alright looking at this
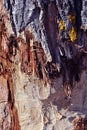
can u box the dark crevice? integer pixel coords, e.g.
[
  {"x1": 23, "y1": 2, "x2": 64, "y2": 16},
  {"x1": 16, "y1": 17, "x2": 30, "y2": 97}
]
[
  {"x1": 43, "y1": 1, "x2": 59, "y2": 63},
  {"x1": 9, "y1": 2, "x2": 17, "y2": 35},
  {"x1": 7, "y1": 80, "x2": 13, "y2": 104},
  {"x1": 74, "y1": 0, "x2": 82, "y2": 31}
]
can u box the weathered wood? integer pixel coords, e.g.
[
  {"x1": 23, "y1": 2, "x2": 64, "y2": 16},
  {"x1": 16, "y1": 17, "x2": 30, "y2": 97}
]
[{"x1": 0, "y1": 0, "x2": 87, "y2": 130}]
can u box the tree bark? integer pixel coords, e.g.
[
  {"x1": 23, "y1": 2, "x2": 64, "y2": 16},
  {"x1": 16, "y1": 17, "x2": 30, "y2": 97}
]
[{"x1": 0, "y1": 0, "x2": 87, "y2": 130}]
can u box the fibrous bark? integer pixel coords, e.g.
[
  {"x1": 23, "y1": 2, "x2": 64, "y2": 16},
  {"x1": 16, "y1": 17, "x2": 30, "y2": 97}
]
[{"x1": 0, "y1": 0, "x2": 87, "y2": 130}]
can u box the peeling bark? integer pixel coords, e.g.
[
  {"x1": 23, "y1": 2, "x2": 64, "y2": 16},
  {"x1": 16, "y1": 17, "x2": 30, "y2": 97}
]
[{"x1": 0, "y1": 0, "x2": 87, "y2": 130}]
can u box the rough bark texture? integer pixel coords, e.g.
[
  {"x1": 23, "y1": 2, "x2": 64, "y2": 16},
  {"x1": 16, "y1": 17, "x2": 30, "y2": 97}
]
[{"x1": 0, "y1": 0, "x2": 87, "y2": 130}]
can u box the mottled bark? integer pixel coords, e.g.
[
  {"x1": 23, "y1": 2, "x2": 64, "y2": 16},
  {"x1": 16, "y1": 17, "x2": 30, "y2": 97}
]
[{"x1": 0, "y1": 0, "x2": 87, "y2": 130}]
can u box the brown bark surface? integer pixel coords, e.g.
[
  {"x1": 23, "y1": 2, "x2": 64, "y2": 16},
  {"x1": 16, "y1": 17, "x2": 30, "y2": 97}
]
[{"x1": 0, "y1": 0, "x2": 87, "y2": 130}]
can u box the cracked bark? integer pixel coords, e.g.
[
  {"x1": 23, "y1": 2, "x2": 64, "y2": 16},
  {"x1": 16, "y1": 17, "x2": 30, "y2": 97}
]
[{"x1": 0, "y1": 0, "x2": 87, "y2": 130}]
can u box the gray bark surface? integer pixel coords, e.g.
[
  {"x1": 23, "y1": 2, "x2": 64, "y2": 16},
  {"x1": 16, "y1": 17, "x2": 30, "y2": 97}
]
[{"x1": 0, "y1": 0, "x2": 87, "y2": 130}]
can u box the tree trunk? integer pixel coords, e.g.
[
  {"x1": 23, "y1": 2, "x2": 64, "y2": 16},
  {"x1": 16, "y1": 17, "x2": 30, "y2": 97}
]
[{"x1": 0, "y1": 0, "x2": 87, "y2": 130}]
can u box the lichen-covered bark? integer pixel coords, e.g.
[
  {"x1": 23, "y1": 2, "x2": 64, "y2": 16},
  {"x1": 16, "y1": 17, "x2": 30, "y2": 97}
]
[{"x1": 0, "y1": 0, "x2": 87, "y2": 130}]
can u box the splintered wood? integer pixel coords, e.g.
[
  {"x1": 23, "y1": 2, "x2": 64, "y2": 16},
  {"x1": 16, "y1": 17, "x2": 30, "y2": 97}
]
[
  {"x1": 30, "y1": 39, "x2": 35, "y2": 77},
  {"x1": 74, "y1": 117, "x2": 87, "y2": 130}
]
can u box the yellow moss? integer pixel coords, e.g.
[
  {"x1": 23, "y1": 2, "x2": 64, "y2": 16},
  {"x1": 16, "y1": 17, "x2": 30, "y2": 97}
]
[
  {"x1": 68, "y1": 15, "x2": 76, "y2": 24},
  {"x1": 69, "y1": 27, "x2": 77, "y2": 42},
  {"x1": 59, "y1": 20, "x2": 66, "y2": 30}
]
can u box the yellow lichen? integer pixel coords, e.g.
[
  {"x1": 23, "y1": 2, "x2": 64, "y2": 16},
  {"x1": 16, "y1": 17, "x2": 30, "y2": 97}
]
[
  {"x1": 68, "y1": 15, "x2": 76, "y2": 24},
  {"x1": 59, "y1": 20, "x2": 66, "y2": 30},
  {"x1": 69, "y1": 27, "x2": 77, "y2": 42}
]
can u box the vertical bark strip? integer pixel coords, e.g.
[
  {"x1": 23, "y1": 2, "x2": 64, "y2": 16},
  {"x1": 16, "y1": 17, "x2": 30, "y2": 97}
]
[{"x1": 0, "y1": 0, "x2": 87, "y2": 130}]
